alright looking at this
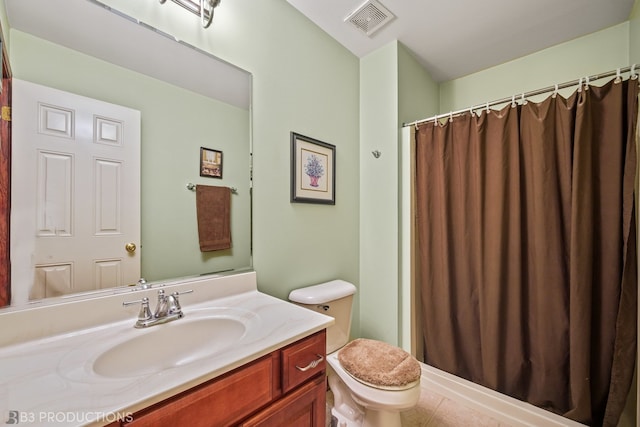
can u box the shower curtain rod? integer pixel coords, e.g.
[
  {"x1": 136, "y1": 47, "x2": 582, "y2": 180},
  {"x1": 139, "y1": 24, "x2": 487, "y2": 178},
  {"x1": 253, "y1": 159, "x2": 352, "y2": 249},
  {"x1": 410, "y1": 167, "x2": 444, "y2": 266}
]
[{"x1": 403, "y1": 64, "x2": 637, "y2": 128}]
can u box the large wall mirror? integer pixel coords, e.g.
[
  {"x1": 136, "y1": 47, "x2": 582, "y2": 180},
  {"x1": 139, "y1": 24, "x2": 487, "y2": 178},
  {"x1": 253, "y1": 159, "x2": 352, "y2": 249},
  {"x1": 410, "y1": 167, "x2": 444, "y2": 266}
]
[{"x1": 3, "y1": 0, "x2": 252, "y2": 309}]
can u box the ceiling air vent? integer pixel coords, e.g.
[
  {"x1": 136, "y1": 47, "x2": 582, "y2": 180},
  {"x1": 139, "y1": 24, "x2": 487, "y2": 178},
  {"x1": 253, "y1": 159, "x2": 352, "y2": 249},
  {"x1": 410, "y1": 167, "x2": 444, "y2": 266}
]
[{"x1": 345, "y1": 0, "x2": 394, "y2": 37}]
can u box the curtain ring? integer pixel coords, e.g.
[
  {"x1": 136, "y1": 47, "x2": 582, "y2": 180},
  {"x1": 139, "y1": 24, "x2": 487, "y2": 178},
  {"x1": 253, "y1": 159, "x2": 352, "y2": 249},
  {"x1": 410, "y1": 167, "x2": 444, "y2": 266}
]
[
  {"x1": 615, "y1": 68, "x2": 622, "y2": 83},
  {"x1": 434, "y1": 116, "x2": 438, "y2": 126},
  {"x1": 485, "y1": 102, "x2": 490, "y2": 114},
  {"x1": 521, "y1": 93, "x2": 527, "y2": 105},
  {"x1": 415, "y1": 122, "x2": 419, "y2": 131},
  {"x1": 469, "y1": 107, "x2": 474, "y2": 117},
  {"x1": 577, "y1": 77, "x2": 583, "y2": 92},
  {"x1": 584, "y1": 76, "x2": 590, "y2": 90},
  {"x1": 552, "y1": 84, "x2": 558, "y2": 98},
  {"x1": 511, "y1": 95, "x2": 516, "y2": 108},
  {"x1": 631, "y1": 64, "x2": 638, "y2": 79},
  {"x1": 449, "y1": 112, "x2": 453, "y2": 122}
]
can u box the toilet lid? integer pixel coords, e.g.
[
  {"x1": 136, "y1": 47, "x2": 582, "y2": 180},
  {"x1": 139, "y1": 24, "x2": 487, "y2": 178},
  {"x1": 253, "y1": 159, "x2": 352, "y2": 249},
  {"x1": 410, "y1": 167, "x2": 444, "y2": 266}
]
[{"x1": 338, "y1": 338, "x2": 421, "y2": 390}]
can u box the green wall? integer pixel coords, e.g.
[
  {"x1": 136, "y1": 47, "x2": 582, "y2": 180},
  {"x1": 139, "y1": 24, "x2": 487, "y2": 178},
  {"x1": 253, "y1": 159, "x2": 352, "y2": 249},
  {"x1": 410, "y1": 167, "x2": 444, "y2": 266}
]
[
  {"x1": 439, "y1": 22, "x2": 630, "y2": 112},
  {"x1": 9, "y1": 30, "x2": 251, "y2": 283},
  {"x1": 359, "y1": 41, "x2": 438, "y2": 347},
  {"x1": 359, "y1": 41, "x2": 399, "y2": 344},
  {"x1": 398, "y1": 44, "x2": 439, "y2": 127},
  {"x1": 94, "y1": 0, "x2": 361, "y2": 312},
  {"x1": 631, "y1": 1, "x2": 640, "y2": 64}
]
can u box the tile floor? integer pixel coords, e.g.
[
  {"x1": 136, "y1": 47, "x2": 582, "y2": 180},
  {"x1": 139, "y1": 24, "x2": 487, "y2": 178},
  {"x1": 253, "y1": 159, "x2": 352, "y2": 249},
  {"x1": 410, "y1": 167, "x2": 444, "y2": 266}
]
[{"x1": 327, "y1": 385, "x2": 509, "y2": 427}]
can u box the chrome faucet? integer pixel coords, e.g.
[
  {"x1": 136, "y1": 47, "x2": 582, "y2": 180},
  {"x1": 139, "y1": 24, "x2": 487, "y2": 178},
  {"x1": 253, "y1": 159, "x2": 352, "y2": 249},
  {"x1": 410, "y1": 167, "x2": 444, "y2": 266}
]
[{"x1": 123, "y1": 289, "x2": 193, "y2": 328}]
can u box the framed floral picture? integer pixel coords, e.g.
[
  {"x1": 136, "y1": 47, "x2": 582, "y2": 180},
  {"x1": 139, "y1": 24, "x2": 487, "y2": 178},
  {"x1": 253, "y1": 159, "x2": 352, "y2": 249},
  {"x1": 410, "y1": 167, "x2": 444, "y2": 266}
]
[{"x1": 290, "y1": 132, "x2": 336, "y2": 205}]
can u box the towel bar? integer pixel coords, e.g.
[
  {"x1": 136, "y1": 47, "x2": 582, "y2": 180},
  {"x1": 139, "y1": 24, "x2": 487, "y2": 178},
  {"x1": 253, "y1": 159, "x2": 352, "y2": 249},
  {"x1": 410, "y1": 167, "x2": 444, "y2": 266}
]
[{"x1": 187, "y1": 183, "x2": 237, "y2": 194}]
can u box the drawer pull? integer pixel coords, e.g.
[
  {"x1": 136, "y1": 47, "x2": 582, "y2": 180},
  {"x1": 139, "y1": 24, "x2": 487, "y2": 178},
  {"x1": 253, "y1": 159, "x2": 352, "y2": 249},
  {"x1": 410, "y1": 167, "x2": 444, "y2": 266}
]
[{"x1": 295, "y1": 354, "x2": 324, "y2": 372}]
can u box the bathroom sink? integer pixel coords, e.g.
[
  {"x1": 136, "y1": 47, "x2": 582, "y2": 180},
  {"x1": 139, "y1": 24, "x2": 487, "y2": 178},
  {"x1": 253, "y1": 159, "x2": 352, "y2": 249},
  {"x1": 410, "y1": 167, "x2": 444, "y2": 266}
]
[
  {"x1": 92, "y1": 316, "x2": 246, "y2": 378},
  {"x1": 57, "y1": 306, "x2": 260, "y2": 381}
]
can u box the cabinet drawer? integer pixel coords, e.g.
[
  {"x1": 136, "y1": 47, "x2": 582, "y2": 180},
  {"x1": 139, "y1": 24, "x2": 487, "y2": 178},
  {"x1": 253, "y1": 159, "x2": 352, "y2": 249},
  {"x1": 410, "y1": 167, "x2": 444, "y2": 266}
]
[
  {"x1": 281, "y1": 330, "x2": 326, "y2": 394},
  {"x1": 123, "y1": 353, "x2": 278, "y2": 427}
]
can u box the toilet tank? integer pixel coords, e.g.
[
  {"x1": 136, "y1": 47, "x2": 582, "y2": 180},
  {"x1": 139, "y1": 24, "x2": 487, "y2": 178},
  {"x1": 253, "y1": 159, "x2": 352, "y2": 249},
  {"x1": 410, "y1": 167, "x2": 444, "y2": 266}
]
[{"x1": 289, "y1": 280, "x2": 356, "y2": 354}]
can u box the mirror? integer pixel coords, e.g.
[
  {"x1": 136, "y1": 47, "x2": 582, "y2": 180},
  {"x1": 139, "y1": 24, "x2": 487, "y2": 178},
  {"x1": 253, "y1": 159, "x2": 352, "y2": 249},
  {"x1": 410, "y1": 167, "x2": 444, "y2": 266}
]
[{"x1": 3, "y1": 0, "x2": 252, "y2": 308}]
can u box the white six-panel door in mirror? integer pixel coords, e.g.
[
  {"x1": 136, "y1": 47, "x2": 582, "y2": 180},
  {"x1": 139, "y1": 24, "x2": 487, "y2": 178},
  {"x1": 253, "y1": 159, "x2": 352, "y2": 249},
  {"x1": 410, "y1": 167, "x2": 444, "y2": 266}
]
[{"x1": 11, "y1": 79, "x2": 141, "y2": 303}]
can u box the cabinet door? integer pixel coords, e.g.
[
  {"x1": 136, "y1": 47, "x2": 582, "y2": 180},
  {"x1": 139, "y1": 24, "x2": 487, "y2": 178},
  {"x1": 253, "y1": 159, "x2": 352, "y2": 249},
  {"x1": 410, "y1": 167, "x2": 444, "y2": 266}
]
[
  {"x1": 241, "y1": 375, "x2": 326, "y2": 427},
  {"x1": 123, "y1": 354, "x2": 278, "y2": 427}
]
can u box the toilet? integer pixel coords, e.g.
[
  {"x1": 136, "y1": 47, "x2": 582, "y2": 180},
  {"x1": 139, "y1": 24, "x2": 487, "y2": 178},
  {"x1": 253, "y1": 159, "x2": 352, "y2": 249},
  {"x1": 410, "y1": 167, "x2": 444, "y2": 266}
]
[{"x1": 289, "y1": 280, "x2": 421, "y2": 427}]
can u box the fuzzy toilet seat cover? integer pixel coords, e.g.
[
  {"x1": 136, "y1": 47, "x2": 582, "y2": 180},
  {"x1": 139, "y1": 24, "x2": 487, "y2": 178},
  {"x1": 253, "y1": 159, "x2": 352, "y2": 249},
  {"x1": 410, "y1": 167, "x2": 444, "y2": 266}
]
[{"x1": 337, "y1": 338, "x2": 421, "y2": 390}]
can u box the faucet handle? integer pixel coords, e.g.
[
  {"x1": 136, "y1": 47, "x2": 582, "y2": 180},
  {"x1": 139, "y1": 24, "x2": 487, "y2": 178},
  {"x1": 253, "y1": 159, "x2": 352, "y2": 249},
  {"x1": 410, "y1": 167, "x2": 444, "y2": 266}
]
[
  {"x1": 154, "y1": 289, "x2": 169, "y2": 318},
  {"x1": 167, "y1": 293, "x2": 181, "y2": 315},
  {"x1": 175, "y1": 289, "x2": 194, "y2": 297},
  {"x1": 168, "y1": 290, "x2": 194, "y2": 315},
  {"x1": 123, "y1": 297, "x2": 153, "y2": 324}
]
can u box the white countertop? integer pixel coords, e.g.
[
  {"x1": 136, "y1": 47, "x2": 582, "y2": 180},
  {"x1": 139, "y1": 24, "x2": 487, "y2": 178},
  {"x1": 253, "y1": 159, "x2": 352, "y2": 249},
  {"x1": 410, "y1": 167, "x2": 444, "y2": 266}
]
[{"x1": 0, "y1": 272, "x2": 333, "y2": 426}]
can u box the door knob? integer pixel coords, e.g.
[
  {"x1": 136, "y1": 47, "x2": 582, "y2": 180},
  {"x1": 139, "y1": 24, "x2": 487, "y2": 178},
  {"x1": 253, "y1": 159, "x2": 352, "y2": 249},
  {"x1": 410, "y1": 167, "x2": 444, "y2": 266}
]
[{"x1": 125, "y1": 242, "x2": 137, "y2": 253}]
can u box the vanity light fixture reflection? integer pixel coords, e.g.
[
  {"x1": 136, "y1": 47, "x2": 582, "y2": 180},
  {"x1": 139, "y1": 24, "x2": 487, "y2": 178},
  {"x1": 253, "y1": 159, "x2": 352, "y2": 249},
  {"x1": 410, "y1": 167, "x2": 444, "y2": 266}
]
[{"x1": 159, "y1": 0, "x2": 221, "y2": 28}]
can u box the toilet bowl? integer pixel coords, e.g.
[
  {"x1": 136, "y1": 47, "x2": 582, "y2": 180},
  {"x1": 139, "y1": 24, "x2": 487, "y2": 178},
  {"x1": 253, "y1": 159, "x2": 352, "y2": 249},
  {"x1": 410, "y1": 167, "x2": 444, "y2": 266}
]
[
  {"x1": 289, "y1": 280, "x2": 421, "y2": 427},
  {"x1": 326, "y1": 352, "x2": 421, "y2": 427}
]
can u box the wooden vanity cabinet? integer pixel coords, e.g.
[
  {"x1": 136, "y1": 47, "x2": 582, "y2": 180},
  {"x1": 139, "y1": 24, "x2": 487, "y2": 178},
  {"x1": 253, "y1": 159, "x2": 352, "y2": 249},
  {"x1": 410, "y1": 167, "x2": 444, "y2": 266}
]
[{"x1": 118, "y1": 330, "x2": 326, "y2": 427}]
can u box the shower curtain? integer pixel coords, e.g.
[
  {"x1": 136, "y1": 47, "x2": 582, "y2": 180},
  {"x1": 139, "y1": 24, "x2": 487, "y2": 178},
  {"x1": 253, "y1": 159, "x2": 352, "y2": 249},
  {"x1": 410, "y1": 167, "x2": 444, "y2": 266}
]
[{"x1": 415, "y1": 77, "x2": 638, "y2": 426}]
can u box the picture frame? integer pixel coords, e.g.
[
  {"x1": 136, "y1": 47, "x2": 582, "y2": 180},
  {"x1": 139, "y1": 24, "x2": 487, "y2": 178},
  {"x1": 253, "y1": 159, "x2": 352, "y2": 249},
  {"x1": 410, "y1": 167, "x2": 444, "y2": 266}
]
[
  {"x1": 199, "y1": 147, "x2": 223, "y2": 179},
  {"x1": 290, "y1": 132, "x2": 335, "y2": 205}
]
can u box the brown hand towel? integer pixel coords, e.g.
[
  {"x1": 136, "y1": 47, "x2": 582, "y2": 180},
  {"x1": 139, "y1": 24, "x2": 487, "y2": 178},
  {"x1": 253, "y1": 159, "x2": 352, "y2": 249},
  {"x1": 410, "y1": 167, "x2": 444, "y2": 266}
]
[{"x1": 196, "y1": 185, "x2": 232, "y2": 251}]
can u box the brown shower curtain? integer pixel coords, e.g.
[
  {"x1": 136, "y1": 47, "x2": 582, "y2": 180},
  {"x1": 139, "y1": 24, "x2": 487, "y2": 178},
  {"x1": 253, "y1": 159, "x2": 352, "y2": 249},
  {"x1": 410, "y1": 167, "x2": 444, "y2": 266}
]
[{"x1": 415, "y1": 77, "x2": 638, "y2": 426}]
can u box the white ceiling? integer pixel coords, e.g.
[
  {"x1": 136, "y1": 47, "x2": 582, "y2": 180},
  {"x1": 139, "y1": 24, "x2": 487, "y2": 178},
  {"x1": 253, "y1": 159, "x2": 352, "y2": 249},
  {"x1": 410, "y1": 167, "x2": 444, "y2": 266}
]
[{"x1": 286, "y1": 0, "x2": 636, "y2": 82}]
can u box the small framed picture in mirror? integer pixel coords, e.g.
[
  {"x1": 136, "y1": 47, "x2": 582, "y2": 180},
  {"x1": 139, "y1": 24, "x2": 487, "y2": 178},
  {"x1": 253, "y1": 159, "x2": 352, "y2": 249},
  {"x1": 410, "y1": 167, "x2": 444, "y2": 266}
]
[{"x1": 200, "y1": 147, "x2": 223, "y2": 178}]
